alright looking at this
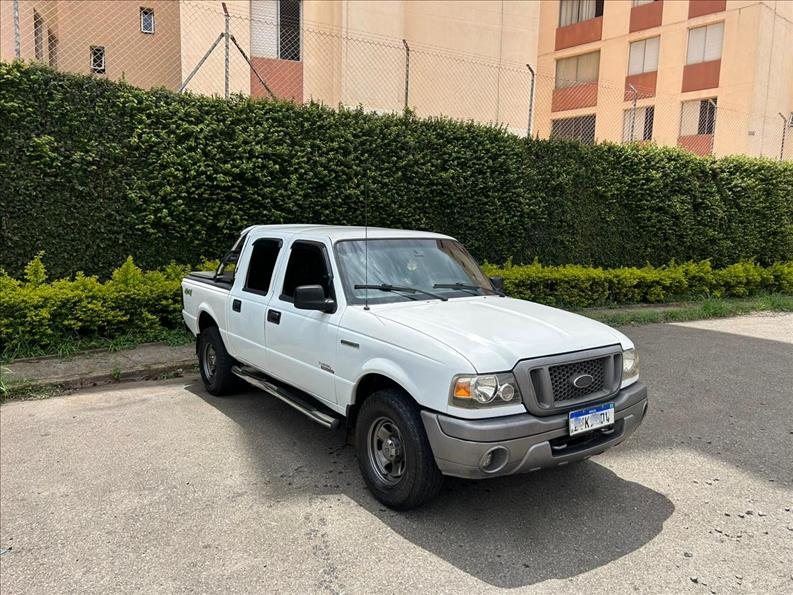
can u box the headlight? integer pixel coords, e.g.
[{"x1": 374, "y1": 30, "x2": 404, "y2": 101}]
[
  {"x1": 622, "y1": 348, "x2": 639, "y2": 382},
  {"x1": 450, "y1": 373, "x2": 521, "y2": 408}
]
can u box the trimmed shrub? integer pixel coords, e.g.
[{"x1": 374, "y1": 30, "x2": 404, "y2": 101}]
[
  {"x1": 1, "y1": 63, "x2": 792, "y2": 279},
  {"x1": 1, "y1": 252, "x2": 791, "y2": 358}
]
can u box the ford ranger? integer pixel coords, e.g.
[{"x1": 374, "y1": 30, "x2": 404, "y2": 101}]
[{"x1": 182, "y1": 225, "x2": 648, "y2": 509}]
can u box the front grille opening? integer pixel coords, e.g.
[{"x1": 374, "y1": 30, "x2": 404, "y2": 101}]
[{"x1": 548, "y1": 357, "x2": 607, "y2": 402}]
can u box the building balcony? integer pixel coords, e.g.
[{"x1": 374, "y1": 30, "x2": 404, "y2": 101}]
[
  {"x1": 688, "y1": 0, "x2": 726, "y2": 19},
  {"x1": 630, "y1": 0, "x2": 663, "y2": 33},
  {"x1": 624, "y1": 71, "x2": 657, "y2": 100},
  {"x1": 678, "y1": 134, "x2": 714, "y2": 156},
  {"x1": 555, "y1": 16, "x2": 603, "y2": 51},
  {"x1": 250, "y1": 56, "x2": 303, "y2": 102},
  {"x1": 552, "y1": 82, "x2": 599, "y2": 112},
  {"x1": 681, "y1": 59, "x2": 721, "y2": 93}
]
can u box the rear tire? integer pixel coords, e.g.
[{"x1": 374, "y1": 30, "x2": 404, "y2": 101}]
[
  {"x1": 197, "y1": 326, "x2": 240, "y2": 396},
  {"x1": 356, "y1": 388, "x2": 443, "y2": 510}
]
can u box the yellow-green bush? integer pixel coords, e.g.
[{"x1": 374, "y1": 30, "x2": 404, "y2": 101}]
[{"x1": 482, "y1": 260, "x2": 793, "y2": 308}]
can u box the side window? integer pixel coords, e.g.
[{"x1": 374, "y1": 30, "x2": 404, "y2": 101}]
[
  {"x1": 281, "y1": 242, "x2": 332, "y2": 300},
  {"x1": 244, "y1": 239, "x2": 281, "y2": 294}
]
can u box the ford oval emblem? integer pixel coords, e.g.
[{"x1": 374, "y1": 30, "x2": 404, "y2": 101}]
[{"x1": 571, "y1": 374, "x2": 594, "y2": 389}]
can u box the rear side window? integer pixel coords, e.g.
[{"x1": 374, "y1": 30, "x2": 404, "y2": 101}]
[
  {"x1": 244, "y1": 238, "x2": 281, "y2": 294},
  {"x1": 281, "y1": 242, "x2": 333, "y2": 300}
]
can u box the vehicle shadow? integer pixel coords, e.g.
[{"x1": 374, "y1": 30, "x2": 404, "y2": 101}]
[{"x1": 187, "y1": 383, "x2": 673, "y2": 588}]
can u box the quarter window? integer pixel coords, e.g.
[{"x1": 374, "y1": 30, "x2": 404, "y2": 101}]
[
  {"x1": 555, "y1": 51, "x2": 600, "y2": 89},
  {"x1": 90, "y1": 46, "x2": 106, "y2": 74},
  {"x1": 628, "y1": 37, "x2": 659, "y2": 75},
  {"x1": 140, "y1": 7, "x2": 155, "y2": 34},
  {"x1": 687, "y1": 22, "x2": 723, "y2": 65}
]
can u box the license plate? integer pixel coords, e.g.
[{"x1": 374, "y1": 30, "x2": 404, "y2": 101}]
[{"x1": 569, "y1": 402, "x2": 615, "y2": 436}]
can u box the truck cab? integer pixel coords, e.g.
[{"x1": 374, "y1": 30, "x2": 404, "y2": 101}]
[{"x1": 182, "y1": 225, "x2": 648, "y2": 509}]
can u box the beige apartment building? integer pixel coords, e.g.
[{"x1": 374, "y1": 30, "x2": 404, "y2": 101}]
[
  {"x1": 534, "y1": 0, "x2": 793, "y2": 158},
  {"x1": 0, "y1": 0, "x2": 540, "y2": 134}
]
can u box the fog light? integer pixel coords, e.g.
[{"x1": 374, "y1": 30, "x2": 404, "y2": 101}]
[{"x1": 479, "y1": 446, "x2": 509, "y2": 473}]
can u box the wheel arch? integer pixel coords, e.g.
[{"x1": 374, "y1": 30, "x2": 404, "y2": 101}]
[{"x1": 347, "y1": 363, "x2": 420, "y2": 431}]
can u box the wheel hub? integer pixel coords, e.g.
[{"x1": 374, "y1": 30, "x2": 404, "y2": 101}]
[{"x1": 368, "y1": 417, "x2": 406, "y2": 485}]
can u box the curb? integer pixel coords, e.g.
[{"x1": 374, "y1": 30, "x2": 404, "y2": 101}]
[{"x1": 4, "y1": 360, "x2": 197, "y2": 400}]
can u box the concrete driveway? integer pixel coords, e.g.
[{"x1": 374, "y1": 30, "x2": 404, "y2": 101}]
[{"x1": 1, "y1": 314, "x2": 792, "y2": 594}]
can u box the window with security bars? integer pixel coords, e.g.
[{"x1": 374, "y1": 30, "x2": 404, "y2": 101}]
[
  {"x1": 687, "y1": 22, "x2": 723, "y2": 64},
  {"x1": 559, "y1": 0, "x2": 604, "y2": 27},
  {"x1": 48, "y1": 31, "x2": 58, "y2": 69},
  {"x1": 250, "y1": 0, "x2": 301, "y2": 61},
  {"x1": 555, "y1": 51, "x2": 600, "y2": 89},
  {"x1": 623, "y1": 106, "x2": 655, "y2": 142},
  {"x1": 90, "y1": 46, "x2": 106, "y2": 75},
  {"x1": 680, "y1": 98, "x2": 717, "y2": 136},
  {"x1": 551, "y1": 115, "x2": 596, "y2": 144},
  {"x1": 33, "y1": 11, "x2": 44, "y2": 61},
  {"x1": 140, "y1": 7, "x2": 155, "y2": 34},
  {"x1": 632, "y1": 0, "x2": 657, "y2": 6},
  {"x1": 628, "y1": 37, "x2": 659, "y2": 75}
]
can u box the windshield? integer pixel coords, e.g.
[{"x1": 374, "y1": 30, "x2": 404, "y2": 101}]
[{"x1": 335, "y1": 238, "x2": 493, "y2": 304}]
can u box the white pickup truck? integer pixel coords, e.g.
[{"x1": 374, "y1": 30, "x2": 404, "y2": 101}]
[{"x1": 182, "y1": 225, "x2": 647, "y2": 509}]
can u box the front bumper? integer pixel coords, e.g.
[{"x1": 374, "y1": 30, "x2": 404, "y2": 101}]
[{"x1": 421, "y1": 382, "x2": 648, "y2": 479}]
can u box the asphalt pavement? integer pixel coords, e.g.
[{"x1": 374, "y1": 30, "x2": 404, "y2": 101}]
[{"x1": 1, "y1": 313, "x2": 792, "y2": 594}]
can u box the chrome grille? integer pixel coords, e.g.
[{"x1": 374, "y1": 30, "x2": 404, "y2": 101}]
[{"x1": 548, "y1": 357, "x2": 607, "y2": 402}]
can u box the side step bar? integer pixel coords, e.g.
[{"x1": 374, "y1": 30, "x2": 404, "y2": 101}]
[{"x1": 231, "y1": 366, "x2": 342, "y2": 431}]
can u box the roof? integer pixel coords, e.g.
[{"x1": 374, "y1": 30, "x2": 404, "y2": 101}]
[{"x1": 242, "y1": 224, "x2": 454, "y2": 242}]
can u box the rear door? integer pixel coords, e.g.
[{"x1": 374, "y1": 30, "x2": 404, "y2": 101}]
[
  {"x1": 226, "y1": 235, "x2": 284, "y2": 369},
  {"x1": 264, "y1": 238, "x2": 342, "y2": 405}
]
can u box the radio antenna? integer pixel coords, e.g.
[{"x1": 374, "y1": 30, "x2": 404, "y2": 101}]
[{"x1": 363, "y1": 176, "x2": 370, "y2": 311}]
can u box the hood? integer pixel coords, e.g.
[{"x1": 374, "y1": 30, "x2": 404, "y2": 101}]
[{"x1": 372, "y1": 296, "x2": 631, "y2": 372}]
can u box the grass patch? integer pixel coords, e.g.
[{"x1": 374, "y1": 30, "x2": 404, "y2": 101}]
[
  {"x1": 0, "y1": 327, "x2": 193, "y2": 364},
  {"x1": 583, "y1": 294, "x2": 793, "y2": 326}
]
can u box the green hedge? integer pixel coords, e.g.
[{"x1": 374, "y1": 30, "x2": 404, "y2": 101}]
[
  {"x1": 2, "y1": 252, "x2": 790, "y2": 359},
  {"x1": 482, "y1": 260, "x2": 793, "y2": 308},
  {"x1": 1, "y1": 62, "x2": 792, "y2": 280}
]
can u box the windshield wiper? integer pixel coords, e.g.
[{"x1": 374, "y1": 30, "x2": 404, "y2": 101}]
[
  {"x1": 433, "y1": 282, "x2": 505, "y2": 296},
  {"x1": 355, "y1": 284, "x2": 448, "y2": 301}
]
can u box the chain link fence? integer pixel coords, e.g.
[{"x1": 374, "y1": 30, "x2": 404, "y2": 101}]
[{"x1": 2, "y1": 0, "x2": 790, "y2": 158}]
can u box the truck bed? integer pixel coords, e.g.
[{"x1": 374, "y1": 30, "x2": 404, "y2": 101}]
[{"x1": 186, "y1": 271, "x2": 233, "y2": 290}]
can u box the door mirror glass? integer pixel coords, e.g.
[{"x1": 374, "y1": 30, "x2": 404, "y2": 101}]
[
  {"x1": 294, "y1": 285, "x2": 336, "y2": 313},
  {"x1": 490, "y1": 276, "x2": 504, "y2": 291}
]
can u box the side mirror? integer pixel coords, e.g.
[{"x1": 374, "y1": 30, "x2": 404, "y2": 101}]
[
  {"x1": 294, "y1": 285, "x2": 336, "y2": 313},
  {"x1": 489, "y1": 276, "x2": 504, "y2": 291}
]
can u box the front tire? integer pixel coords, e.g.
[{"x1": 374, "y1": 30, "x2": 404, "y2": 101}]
[
  {"x1": 356, "y1": 388, "x2": 443, "y2": 510},
  {"x1": 197, "y1": 326, "x2": 240, "y2": 396}
]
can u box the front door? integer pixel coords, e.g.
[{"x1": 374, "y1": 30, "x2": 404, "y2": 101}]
[{"x1": 264, "y1": 240, "x2": 341, "y2": 405}]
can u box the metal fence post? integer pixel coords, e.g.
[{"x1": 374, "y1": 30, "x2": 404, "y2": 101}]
[
  {"x1": 13, "y1": 0, "x2": 21, "y2": 59},
  {"x1": 629, "y1": 84, "x2": 638, "y2": 143},
  {"x1": 526, "y1": 64, "x2": 535, "y2": 138},
  {"x1": 779, "y1": 112, "x2": 788, "y2": 161},
  {"x1": 223, "y1": 2, "x2": 230, "y2": 99},
  {"x1": 402, "y1": 39, "x2": 410, "y2": 111}
]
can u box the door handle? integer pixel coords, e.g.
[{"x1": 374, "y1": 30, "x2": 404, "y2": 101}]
[
  {"x1": 232, "y1": 299, "x2": 242, "y2": 312},
  {"x1": 267, "y1": 309, "x2": 281, "y2": 324}
]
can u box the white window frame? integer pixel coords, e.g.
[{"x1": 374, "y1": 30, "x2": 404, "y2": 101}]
[
  {"x1": 628, "y1": 37, "x2": 659, "y2": 76},
  {"x1": 680, "y1": 98, "x2": 717, "y2": 136},
  {"x1": 632, "y1": 0, "x2": 656, "y2": 6},
  {"x1": 686, "y1": 22, "x2": 724, "y2": 65},
  {"x1": 90, "y1": 46, "x2": 106, "y2": 75},
  {"x1": 140, "y1": 7, "x2": 155, "y2": 34}
]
